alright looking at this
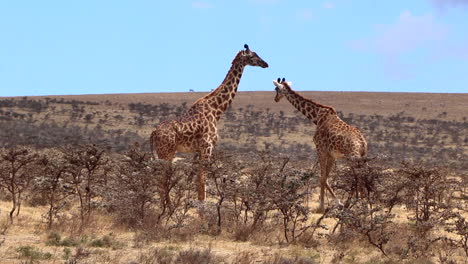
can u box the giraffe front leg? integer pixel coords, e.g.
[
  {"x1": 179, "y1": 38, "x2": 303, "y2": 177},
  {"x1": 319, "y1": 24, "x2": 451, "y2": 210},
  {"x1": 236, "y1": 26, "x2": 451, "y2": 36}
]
[
  {"x1": 197, "y1": 140, "x2": 214, "y2": 201},
  {"x1": 318, "y1": 154, "x2": 328, "y2": 212},
  {"x1": 197, "y1": 167, "x2": 207, "y2": 201}
]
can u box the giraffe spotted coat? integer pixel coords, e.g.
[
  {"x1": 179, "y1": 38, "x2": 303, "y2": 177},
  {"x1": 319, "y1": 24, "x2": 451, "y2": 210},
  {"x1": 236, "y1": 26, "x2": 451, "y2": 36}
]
[
  {"x1": 150, "y1": 44, "x2": 268, "y2": 201},
  {"x1": 273, "y1": 78, "x2": 367, "y2": 211}
]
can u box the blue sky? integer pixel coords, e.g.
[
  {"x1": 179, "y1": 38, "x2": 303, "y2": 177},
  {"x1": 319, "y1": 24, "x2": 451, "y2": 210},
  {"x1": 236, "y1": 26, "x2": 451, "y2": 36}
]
[{"x1": 1, "y1": 0, "x2": 467, "y2": 96}]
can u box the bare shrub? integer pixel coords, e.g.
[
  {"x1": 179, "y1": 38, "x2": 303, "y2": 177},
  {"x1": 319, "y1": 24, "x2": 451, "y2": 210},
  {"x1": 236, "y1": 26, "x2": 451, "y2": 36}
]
[
  {"x1": 105, "y1": 144, "x2": 194, "y2": 242},
  {"x1": 440, "y1": 211, "x2": 468, "y2": 258},
  {"x1": 326, "y1": 159, "x2": 466, "y2": 259},
  {"x1": 205, "y1": 151, "x2": 244, "y2": 235},
  {"x1": 396, "y1": 162, "x2": 461, "y2": 258},
  {"x1": 33, "y1": 149, "x2": 73, "y2": 229},
  {"x1": 207, "y1": 152, "x2": 315, "y2": 244},
  {"x1": 104, "y1": 144, "x2": 160, "y2": 227},
  {"x1": 266, "y1": 163, "x2": 315, "y2": 243},
  {"x1": 399, "y1": 162, "x2": 453, "y2": 225},
  {"x1": 226, "y1": 152, "x2": 279, "y2": 241},
  {"x1": 61, "y1": 144, "x2": 110, "y2": 232},
  {"x1": 324, "y1": 158, "x2": 405, "y2": 256},
  {"x1": 0, "y1": 147, "x2": 38, "y2": 223},
  {"x1": 327, "y1": 203, "x2": 395, "y2": 256}
]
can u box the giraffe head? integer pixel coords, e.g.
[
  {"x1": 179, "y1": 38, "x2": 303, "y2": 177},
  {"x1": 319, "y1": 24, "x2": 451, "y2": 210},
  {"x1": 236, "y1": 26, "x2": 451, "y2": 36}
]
[
  {"x1": 273, "y1": 77, "x2": 292, "y2": 102},
  {"x1": 235, "y1": 44, "x2": 269, "y2": 68}
]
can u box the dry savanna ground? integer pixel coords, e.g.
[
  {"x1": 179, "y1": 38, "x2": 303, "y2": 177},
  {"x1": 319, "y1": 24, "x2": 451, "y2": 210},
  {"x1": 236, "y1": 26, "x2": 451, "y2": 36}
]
[{"x1": 0, "y1": 91, "x2": 467, "y2": 263}]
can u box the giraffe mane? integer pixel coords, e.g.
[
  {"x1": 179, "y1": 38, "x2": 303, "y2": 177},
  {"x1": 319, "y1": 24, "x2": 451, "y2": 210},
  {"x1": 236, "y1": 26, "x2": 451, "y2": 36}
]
[
  {"x1": 231, "y1": 50, "x2": 244, "y2": 65},
  {"x1": 282, "y1": 82, "x2": 337, "y2": 114}
]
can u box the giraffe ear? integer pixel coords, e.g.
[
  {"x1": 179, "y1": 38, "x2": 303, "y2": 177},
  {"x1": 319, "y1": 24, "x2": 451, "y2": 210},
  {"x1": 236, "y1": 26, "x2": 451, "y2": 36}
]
[
  {"x1": 286, "y1": 81, "x2": 292, "y2": 86},
  {"x1": 244, "y1": 44, "x2": 252, "y2": 55}
]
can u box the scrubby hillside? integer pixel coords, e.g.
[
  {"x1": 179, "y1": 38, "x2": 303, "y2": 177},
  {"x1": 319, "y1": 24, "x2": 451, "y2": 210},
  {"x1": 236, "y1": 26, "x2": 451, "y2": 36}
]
[
  {"x1": 0, "y1": 92, "x2": 467, "y2": 263},
  {"x1": 0, "y1": 91, "x2": 467, "y2": 169}
]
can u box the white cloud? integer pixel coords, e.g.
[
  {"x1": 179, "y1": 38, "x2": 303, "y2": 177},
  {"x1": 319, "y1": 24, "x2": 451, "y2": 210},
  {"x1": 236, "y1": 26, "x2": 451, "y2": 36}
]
[
  {"x1": 349, "y1": 11, "x2": 449, "y2": 79},
  {"x1": 430, "y1": 0, "x2": 468, "y2": 9},
  {"x1": 191, "y1": 1, "x2": 212, "y2": 9},
  {"x1": 374, "y1": 11, "x2": 446, "y2": 55}
]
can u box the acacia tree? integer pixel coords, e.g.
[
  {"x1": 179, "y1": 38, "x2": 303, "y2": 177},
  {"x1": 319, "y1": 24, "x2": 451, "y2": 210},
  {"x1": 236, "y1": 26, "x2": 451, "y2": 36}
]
[
  {"x1": 103, "y1": 143, "x2": 192, "y2": 230},
  {"x1": 105, "y1": 144, "x2": 159, "y2": 226},
  {"x1": 34, "y1": 149, "x2": 73, "y2": 229},
  {"x1": 0, "y1": 147, "x2": 38, "y2": 223},
  {"x1": 62, "y1": 144, "x2": 109, "y2": 231},
  {"x1": 206, "y1": 151, "x2": 242, "y2": 234}
]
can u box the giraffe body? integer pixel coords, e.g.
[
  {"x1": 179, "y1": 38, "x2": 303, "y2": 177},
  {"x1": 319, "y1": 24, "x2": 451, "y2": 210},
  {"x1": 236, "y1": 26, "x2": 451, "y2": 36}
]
[
  {"x1": 273, "y1": 78, "x2": 367, "y2": 211},
  {"x1": 151, "y1": 45, "x2": 268, "y2": 201}
]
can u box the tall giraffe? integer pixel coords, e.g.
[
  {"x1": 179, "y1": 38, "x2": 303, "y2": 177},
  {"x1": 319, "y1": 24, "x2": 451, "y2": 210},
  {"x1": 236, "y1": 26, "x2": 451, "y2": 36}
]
[
  {"x1": 273, "y1": 78, "x2": 367, "y2": 211},
  {"x1": 151, "y1": 44, "x2": 268, "y2": 201}
]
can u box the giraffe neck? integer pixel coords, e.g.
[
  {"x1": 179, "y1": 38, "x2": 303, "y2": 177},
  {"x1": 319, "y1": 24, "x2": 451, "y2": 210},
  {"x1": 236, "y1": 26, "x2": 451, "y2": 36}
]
[
  {"x1": 283, "y1": 86, "x2": 335, "y2": 125},
  {"x1": 193, "y1": 52, "x2": 246, "y2": 121}
]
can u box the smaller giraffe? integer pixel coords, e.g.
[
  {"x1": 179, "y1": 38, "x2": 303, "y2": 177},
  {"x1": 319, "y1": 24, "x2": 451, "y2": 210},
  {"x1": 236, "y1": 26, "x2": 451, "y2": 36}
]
[
  {"x1": 151, "y1": 44, "x2": 268, "y2": 201},
  {"x1": 273, "y1": 78, "x2": 367, "y2": 211}
]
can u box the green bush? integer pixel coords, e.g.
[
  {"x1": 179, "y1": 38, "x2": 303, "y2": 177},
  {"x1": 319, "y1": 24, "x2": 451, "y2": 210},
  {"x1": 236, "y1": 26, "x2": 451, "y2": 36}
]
[
  {"x1": 46, "y1": 232, "x2": 79, "y2": 247},
  {"x1": 89, "y1": 234, "x2": 124, "y2": 249},
  {"x1": 16, "y1": 245, "x2": 52, "y2": 261}
]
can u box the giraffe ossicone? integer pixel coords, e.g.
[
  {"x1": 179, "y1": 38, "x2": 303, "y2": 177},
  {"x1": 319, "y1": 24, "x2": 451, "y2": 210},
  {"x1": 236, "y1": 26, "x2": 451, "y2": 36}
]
[
  {"x1": 273, "y1": 77, "x2": 367, "y2": 212},
  {"x1": 150, "y1": 44, "x2": 268, "y2": 201}
]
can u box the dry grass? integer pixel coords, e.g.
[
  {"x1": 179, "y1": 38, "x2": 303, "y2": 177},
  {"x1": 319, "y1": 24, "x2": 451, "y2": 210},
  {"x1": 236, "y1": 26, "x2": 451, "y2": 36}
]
[
  {"x1": 0, "y1": 164, "x2": 467, "y2": 264},
  {"x1": 0, "y1": 193, "x2": 383, "y2": 264},
  {"x1": 0, "y1": 204, "x2": 274, "y2": 263}
]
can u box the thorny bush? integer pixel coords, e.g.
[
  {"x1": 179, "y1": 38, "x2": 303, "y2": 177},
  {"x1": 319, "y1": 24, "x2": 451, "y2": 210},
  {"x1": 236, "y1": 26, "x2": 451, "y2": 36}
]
[
  {"x1": 0, "y1": 147, "x2": 38, "y2": 223},
  {"x1": 322, "y1": 157, "x2": 467, "y2": 260},
  {"x1": 0, "y1": 144, "x2": 466, "y2": 261},
  {"x1": 33, "y1": 149, "x2": 74, "y2": 229},
  {"x1": 206, "y1": 151, "x2": 316, "y2": 243},
  {"x1": 61, "y1": 144, "x2": 110, "y2": 232},
  {"x1": 104, "y1": 143, "x2": 194, "y2": 241}
]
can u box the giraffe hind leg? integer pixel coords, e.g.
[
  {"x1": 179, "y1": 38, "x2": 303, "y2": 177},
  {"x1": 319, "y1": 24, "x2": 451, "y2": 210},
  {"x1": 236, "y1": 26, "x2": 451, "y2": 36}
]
[
  {"x1": 318, "y1": 154, "x2": 341, "y2": 212},
  {"x1": 324, "y1": 155, "x2": 342, "y2": 206}
]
